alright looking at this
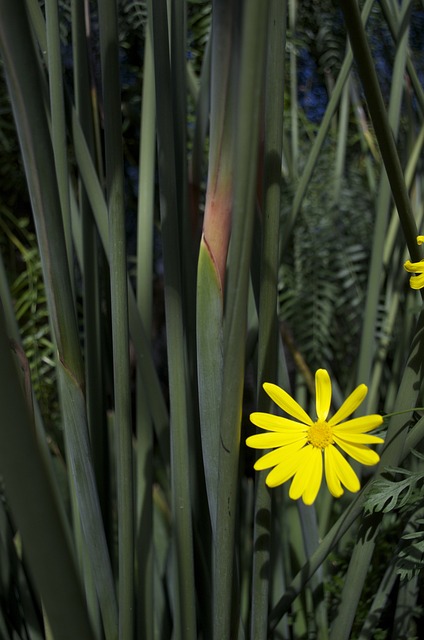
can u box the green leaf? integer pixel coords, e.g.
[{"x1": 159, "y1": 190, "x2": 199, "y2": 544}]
[
  {"x1": 364, "y1": 468, "x2": 424, "y2": 514},
  {"x1": 58, "y1": 364, "x2": 118, "y2": 639},
  {"x1": 197, "y1": 237, "x2": 223, "y2": 535},
  {"x1": 0, "y1": 309, "x2": 96, "y2": 640}
]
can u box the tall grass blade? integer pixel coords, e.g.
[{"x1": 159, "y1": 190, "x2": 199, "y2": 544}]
[
  {"x1": 45, "y1": 0, "x2": 73, "y2": 292},
  {"x1": 281, "y1": 0, "x2": 375, "y2": 251},
  {"x1": 289, "y1": 0, "x2": 299, "y2": 179},
  {"x1": 71, "y1": 4, "x2": 107, "y2": 631},
  {"x1": 68, "y1": 100, "x2": 170, "y2": 462},
  {"x1": 339, "y1": 0, "x2": 419, "y2": 260},
  {"x1": 147, "y1": 1, "x2": 197, "y2": 636},
  {"x1": 98, "y1": 1, "x2": 135, "y2": 636},
  {"x1": 250, "y1": 1, "x2": 286, "y2": 636},
  {"x1": 135, "y1": 23, "x2": 156, "y2": 640},
  {"x1": 214, "y1": 1, "x2": 270, "y2": 637},
  {"x1": 197, "y1": 0, "x2": 236, "y2": 539},
  {"x1": 0, "y1": 4, "x2": 118, "y2": 636},
  {"x1": 355, "y1": 0, "x2": 410, "y2": 391},
  {"x1": 197, "y1": 240, "x2": 224, "y2": 536},
  {"x1": 0, "y1": 308, "x2": 95, "y2": 640}
]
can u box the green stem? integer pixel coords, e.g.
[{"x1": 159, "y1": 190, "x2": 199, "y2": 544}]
[
  {"x1": 0, "y1": 309, "x2": 96, "y2": 640},
  {"x1": 135, "y1": 24, "x2": 155, "y2": 640},
  {"x1": 250, "y1": 1, "x2": 286, "y2": 636},
  {"x1": 281, "y1": 0, "x2": 375, "y2": 252},
  {"x1": 0, "y1": 4, "x2": 118, "y2": 636},
  {"x1": 383, "y1": 408, "x2": 424, "y2": 419},
  {"x1": 45, "y1": 0, "x2": 73, "y2": 293},
  {"x1": 98, "y1": 1, "x2": 134, "y2": 636},
  {"x1": 147, "y1": 1, "x2": 197, "y2": 637},
  {"x1": 214, "y1": 2, "x2": 270, "y2": 637},
  {"x1": 338, "y1": 0, "x2": 420, "y2": 262}
]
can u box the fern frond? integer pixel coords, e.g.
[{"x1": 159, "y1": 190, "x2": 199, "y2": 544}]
[
  {"x1": 397, "y1": 520, "x2": 424, "y2": 581},
  {"x1": 1, "y1": 211, "x2": 58, "y2": 430},
  {"x1": 279, "y1": 139, "x2": 374, "y2": 386}
]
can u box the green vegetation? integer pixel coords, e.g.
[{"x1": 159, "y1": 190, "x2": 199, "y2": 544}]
[{"x1": 0, "y1": 1, "x2": 424, "y2": 638}]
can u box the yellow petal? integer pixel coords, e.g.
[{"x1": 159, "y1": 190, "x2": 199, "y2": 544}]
[
  {"x1": 328, "y1": 384, "x2": 367, "y2": 426},
  {"x1": 265, "y1": 445, "x2": 306, "y2": 487},
  {"x1": 254, "y1": 440, "x2": 306, "y2": 471},
  {"x1": 404, "y1": 259, "x2": 424, "y2": 273},
  {"x1": 301, "y1": 448, "x2": 323, "y2": 505},
  {"x1": 325, "y1": 444, "x2": 360, "y2": 493},
  {"x1": 333, "y1": 436, "x2": 380, "y2": 465},
  {"x1": 315, "y1": 369, "x2": 331, "y2": 421},
  {"x1": 263, "y1": 382, "x2": 312, "y2": 425},
  {"x1": 332, "y1": 415, "x2": 383, "y2": 434},
  {"x1": 250, "y1": 412, "x2": 308, "y2": 433},
  {"x1": 332, "y1": 432, "x2": 384, "y2": 445},
  {"x1": 409, "y1": 273, "x2": 424, "y2": 290},
  {"x1": 417, "y1": 236, "x2": 424, "y2": 245},
  {"x1": 289, "y1": 445, "x2": 323, "y2": 503},
  {"x1": 246, "y1": 432, "x2": 306, "y2": 449},
  {"x1": 324, "y1": 447, "x2": 344, "y2": 497}
]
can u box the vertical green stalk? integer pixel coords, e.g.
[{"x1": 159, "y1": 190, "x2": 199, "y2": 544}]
[
  {"x1": 170, "y1": 2, "x2": 203, "y2": 547},
  {"x1": 338, "y1": 0, "x2": 419, "y2": 261},
  {"x1": 0, "y1": 309, "x2": 95, "y2": 640},
  {"x1": 72, "y1": 0, "x2": 109, "y2": 531},
  {"x1": 289, "y1": 0, "x2": 298, "y2": 178},
  {"x1": 45, "y1": 0, "x2": 73, "y2": 292},
  {"x1": 135, "y1": 24, "x2": 155, "y2": 640},
  {"x1": 329, "y1": 5, "x2": 417, "y2": 634},
  {"x1": 189, "y1": 35, "x2": 211, "y2": 211},
  {"x1": 197, "y1": 0, "x2": 236, "y2": 539},
  {"x1": 214, "y1": 2, "x2": 270, "y2": 638},
  {"x1": 1, "y1": 2, "x2": 78, "y2": 375},
  {"x1": 69, "y1": 100, "x2": 169, "y2": 462},
  {"x1": 280, "y1": 0, "x2": 375, "y2": 250},
  {"x1": 72, "y1": 3, "x2": 106, "y2": 632},
  {"x1": 332, "y1": 76, "x2": 350, "y2": 204},
  {"x1": 297, "y1": 504, "x2": 328, "y2": 639},
  {"x1": 202, "y1": 0, "x2": 236, "y2": 288},
  {"x1": 0, "y1": 5, "x2": 118, "y2": 637},
  {"x1": 369, "y1": 143, "x2": 424, "y2": 410},
  {"x1": 350, "y1": 79, "x2": 378, "y2": 194},
  {"x1": 98, "y1": 2, "x2": 134, "y2": 637},
  {"x1": 355, "y1": 10, "x2": 410, "y2": 392},
  {"x1": 147, "y1": 1, "x2": 197, "y2": 637},
  {"x1": 170, "y1": 0, "x2": 193, "y2": 298},
  {"x1": 357, "y1": 561, "x2": 398, "y2": 639},
  {"x1": 250, "y1": 1, "x2": 286, "y2": 637},
  {"x1": 380, "y1": 0, "x2": 424, "y2": 116}
]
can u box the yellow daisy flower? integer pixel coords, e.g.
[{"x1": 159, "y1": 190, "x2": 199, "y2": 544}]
[
  {"x1": 247, "y1": 369, "x2": 384, "y2": 505},
  {"x1": 404, "y1": 235, "x2": 424, "y2": 289}
]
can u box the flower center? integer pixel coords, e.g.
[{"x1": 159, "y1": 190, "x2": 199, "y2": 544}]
[{"x1": 307, "y1": 420, "x2": 333, "y2": 449}]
